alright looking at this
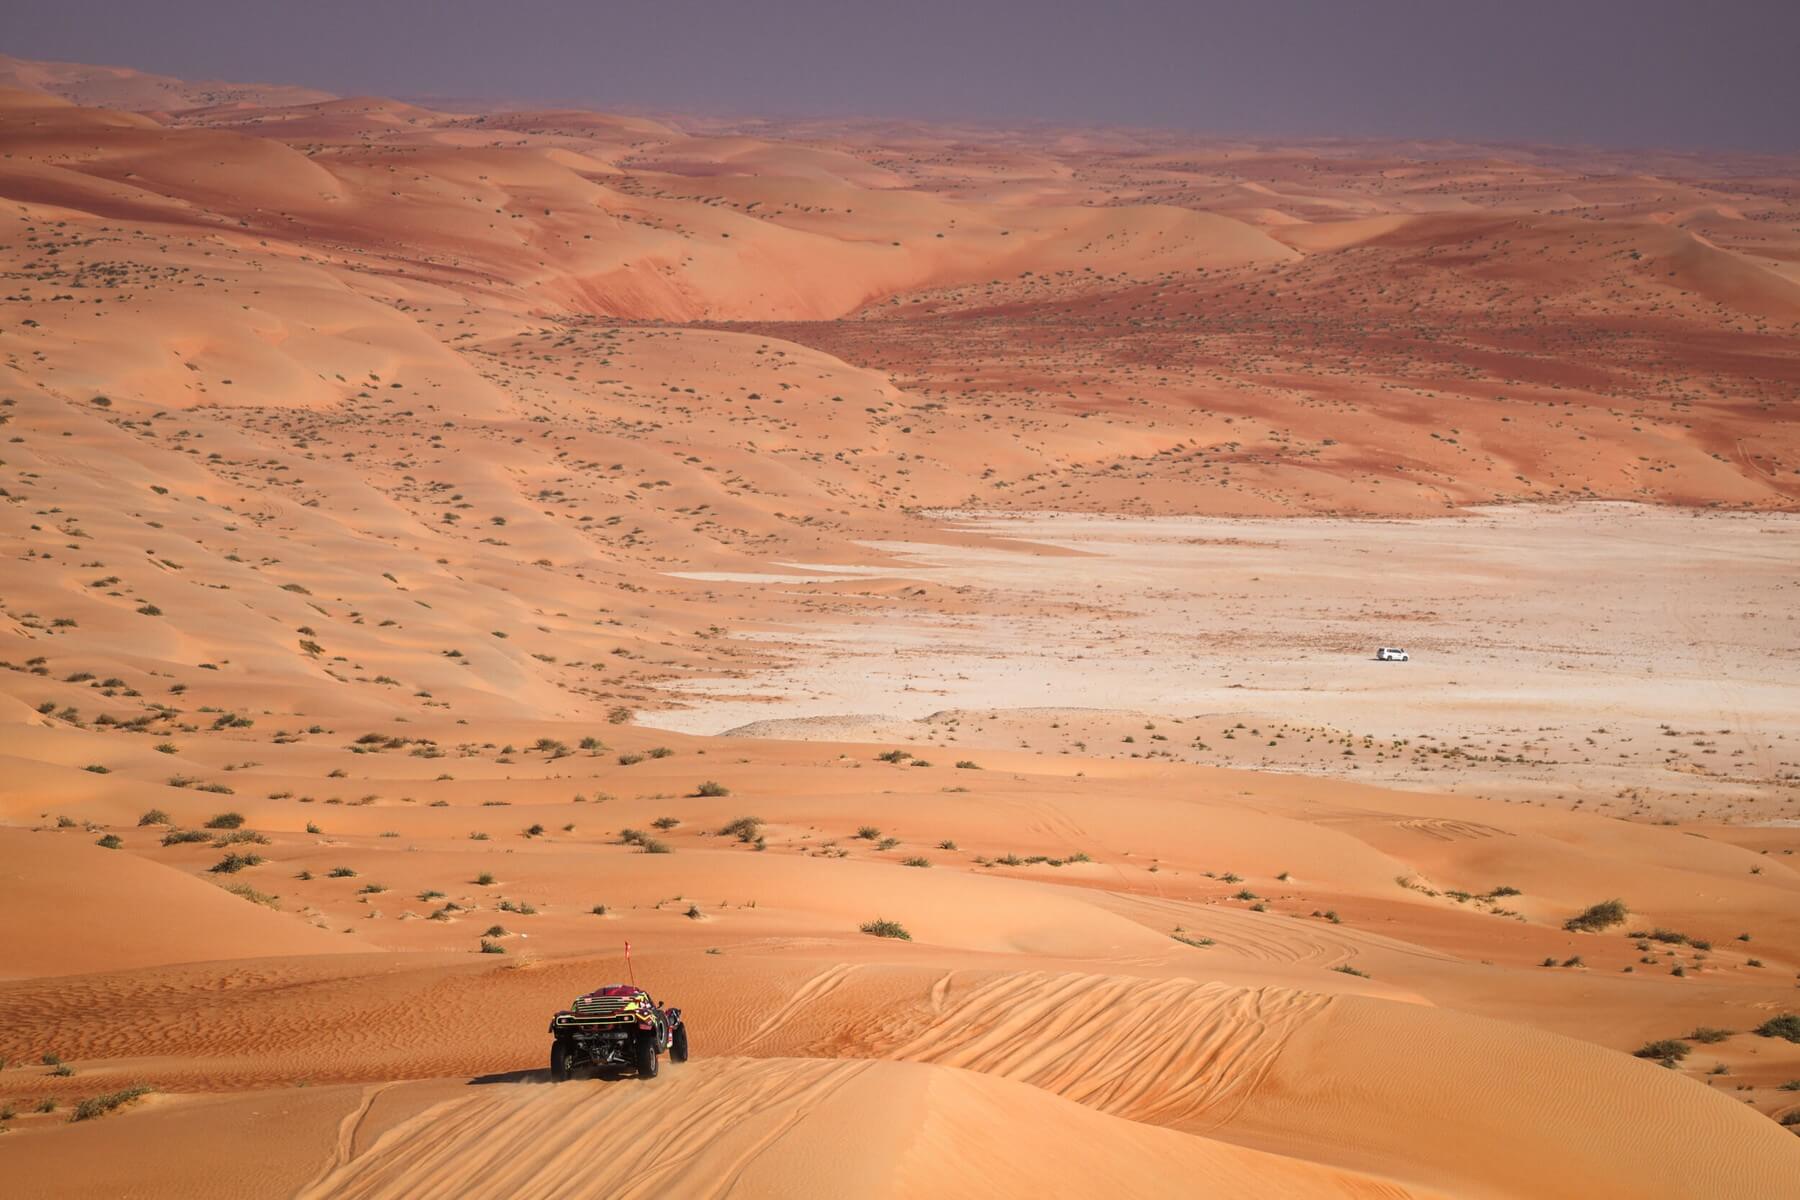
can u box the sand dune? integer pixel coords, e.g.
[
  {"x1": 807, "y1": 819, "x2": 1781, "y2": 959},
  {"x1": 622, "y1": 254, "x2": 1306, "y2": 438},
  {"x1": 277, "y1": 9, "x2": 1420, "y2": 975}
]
[
  {"x1": 293, "y1": 1060, "x2": 1426, "y2": 1200},
  {"x1": 1, "y1": 52, "x2": 1797, "y2": 1198},
  {"x1": 0, "y1": 827, "x2": 354, "y2": 979}
]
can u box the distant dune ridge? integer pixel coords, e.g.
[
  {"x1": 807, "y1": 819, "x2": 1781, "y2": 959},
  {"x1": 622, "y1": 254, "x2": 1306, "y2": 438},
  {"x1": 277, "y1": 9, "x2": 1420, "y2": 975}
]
[{"x1": 0, "y1": 53, "x2": 1797, "y2": 1198}]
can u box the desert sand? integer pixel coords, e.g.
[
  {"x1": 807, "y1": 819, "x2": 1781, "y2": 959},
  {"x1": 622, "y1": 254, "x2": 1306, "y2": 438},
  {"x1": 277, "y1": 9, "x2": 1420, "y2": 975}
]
[{"x1": 1, "y1": 53, "x2": 1798, "y2": 1198}]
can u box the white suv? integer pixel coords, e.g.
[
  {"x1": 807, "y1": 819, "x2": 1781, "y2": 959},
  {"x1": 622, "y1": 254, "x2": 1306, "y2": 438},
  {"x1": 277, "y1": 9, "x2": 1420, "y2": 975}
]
[{"x1": 1375, "y1": 647, "x2": 1409, "y2": 662}]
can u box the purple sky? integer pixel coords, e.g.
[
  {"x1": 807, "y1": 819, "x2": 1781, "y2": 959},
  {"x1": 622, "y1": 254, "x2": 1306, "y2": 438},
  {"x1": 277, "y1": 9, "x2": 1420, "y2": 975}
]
[{"x1": 8, "y1": 0, "x2": 1797, "y2": 151}]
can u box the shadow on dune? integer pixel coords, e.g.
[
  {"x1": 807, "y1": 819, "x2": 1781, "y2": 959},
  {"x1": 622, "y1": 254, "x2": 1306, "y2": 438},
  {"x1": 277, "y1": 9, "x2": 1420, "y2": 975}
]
[{"x1": 467, "y1": 1066, "x2": 646, "y2": 1086}]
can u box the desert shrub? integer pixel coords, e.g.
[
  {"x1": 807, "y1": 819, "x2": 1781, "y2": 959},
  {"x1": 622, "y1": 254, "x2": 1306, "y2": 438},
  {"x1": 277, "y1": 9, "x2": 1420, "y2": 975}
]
[
  {"x1": 479, "y1": 940, "x2": 506, "y2": 954},
  {"x1": 954, "y1": 760, "x2": 981, "y2": 770},
  {"x1": 618, "y1": 829, "x2": 648, "y2": 846},
  {"x1": 902, "y1": 856, "x2": 931, "y2": 868},
  {"x1": 213, "y1": 829, "x2": 268, "y2": 846},
  {"x1": 1634, "y1": 1039, "x2": 1691, "y2": 1063},
  {"x1": 210, "y1": 852, "x2": 263, "y2": 874},
  {"x1": 161, "y1": 829, "x2": 209, "y2": 845},
  {"x1": 641, "y1": 838, "x2": 671, "y2": 854},
  {"x1": 718, "y1": 816, "x2": 762, "y2": 842},
  {"x1": 693, "y1": 780, "x2": 728, "y2": 797},
  {"x1": 937, "y1": 839, "x2": 958, "y2": 850},
  {"x1": 647, "y1": 747, "x2": 674, "y2": 759},
  {"x1": 474, "y1": 872, "x2": 495, "y2": 885},
  {"x1": 523, "y1": 823, "x2": 545, "y2": 837},
  {"x1": 204, "y1": 812, "x2": 246, "y2": 830},
  {"x1": 484, "y1": 924, "x2": 509, "y2": 938},
  {"x1": 71, "y1": 1086, "x2": 151, "y2": 1122},
  {"x1": 1755, "y1": 1014, "x2": 1800, "y2": 1043},
  {"x1": 876, "y1": 837, "x2": 900, "y2": 851},
  {"x1": 591, "y1": 904, "x2": 608, "y2": 916},
  {"x1": 137, "y1": 809, "x2": 171, "y2": 826},
  {"x1": 1689, "y1": 1027, "x2": 1732, "y2": 1044},
  {"x1": 652, "y1": 816, "x2": 680, "y2": 830},
  {"x1": 96, "y1": 834, "x2": 123, "y2": 850},
  {"x1": 876, "y1": 749, "x2": 911, "y2": 763},
  {"x1": 856, "y1": 826, "x2": 880, "y2": 840},
  {"x1": 1172, "y1": 932, "x2": 1214, "y2": 948},
  {"x1": 1563, "y1": 899, "x2": 1628, "y2": 932},
  {"x1": 684, "y1": 904, "x2": 702, "y2": 919},
  {"x1": 617, "y1": 753, "x2": 644, "y2": 766},
  {"x1": 860, "y1": 918, "x2": 911, "y2": 941},
  {"x1": 224, "y1": 883, "x2": 278, "y2": 907},
  {"x1": 328, "y1": 866, "x2": 358, "y2": 878},
  {"x1": 1332, "y1": 964, "x2": 1370, "y2": 978}
]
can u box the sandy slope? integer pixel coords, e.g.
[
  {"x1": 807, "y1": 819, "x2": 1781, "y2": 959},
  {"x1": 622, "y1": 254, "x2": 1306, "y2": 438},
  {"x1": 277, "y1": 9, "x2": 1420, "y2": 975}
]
[
  {"x1": 1, "y1": 53, "x2": 1798, "y2": 1198},
  {"x1": 290, "y1": 1060, "x2": 1430, "y2": 1200}
]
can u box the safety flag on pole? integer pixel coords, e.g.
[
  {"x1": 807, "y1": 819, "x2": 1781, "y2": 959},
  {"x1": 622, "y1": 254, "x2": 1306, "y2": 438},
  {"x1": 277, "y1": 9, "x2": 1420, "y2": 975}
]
[{"x1": 625, "y1": 939, "x2": 635, "y2": 986}]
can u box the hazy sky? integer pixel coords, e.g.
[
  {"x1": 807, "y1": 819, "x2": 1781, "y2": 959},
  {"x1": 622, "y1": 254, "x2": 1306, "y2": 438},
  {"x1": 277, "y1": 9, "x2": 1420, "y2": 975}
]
[{"x1": 8, "y1": 0, "x2": 1797, "y2": 150}]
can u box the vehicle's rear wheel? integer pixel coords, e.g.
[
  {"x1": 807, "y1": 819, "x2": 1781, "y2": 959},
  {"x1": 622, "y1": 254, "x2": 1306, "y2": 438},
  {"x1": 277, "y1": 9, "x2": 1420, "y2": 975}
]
[
  {"x1": 550, "y1": 1039, "x2": 573, "y2": 1082},
  {"x1": 670, "y1": 1023, "x2": 689, "y2": 1063},
  {"x1": 634, "y1": 1034, "x2": 659, "y2": 1078}
]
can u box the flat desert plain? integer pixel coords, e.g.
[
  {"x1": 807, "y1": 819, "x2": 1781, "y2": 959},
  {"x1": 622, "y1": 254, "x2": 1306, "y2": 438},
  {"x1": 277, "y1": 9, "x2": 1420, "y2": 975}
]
[{"x1": 1, "y1": 53, "x2": 1798, "y2": 1198}]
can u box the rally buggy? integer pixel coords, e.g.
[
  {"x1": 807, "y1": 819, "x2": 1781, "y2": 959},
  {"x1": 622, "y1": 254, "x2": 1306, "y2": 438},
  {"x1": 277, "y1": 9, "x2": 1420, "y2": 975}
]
[{"x1": 548, "y1": 984, "x2": 688, "y2": 1080}]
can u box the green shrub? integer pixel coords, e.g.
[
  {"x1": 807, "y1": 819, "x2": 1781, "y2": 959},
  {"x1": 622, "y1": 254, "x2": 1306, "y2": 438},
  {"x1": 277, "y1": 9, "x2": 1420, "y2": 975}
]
[
  {"x1": 71, "y1": 1086, "x2": 151, "y2": 1122},
  {"x1": 860, "y1": 918, "x2": 911, "y2": 940},
  {"x1": 210, "y1": 852, "x2": 263, "y2": 874},
  {"x1": 161, "y1": 828, "x2": 209, "y2": 845},
  {"x1": 137, "y1": 809, "x2": 171, "y2": 826},
  {"x1": 1332, "y1": 964, "x2": 1370, "y2": 978},
  {"x1": 1563, "y1": 899, "x2": 1628, "y2": 932},
  {"x1": 694, "y1": 780, "x2": 729, "y2": 797},
  {"x1": 478, "y1": 939, "x2": 506, "y2": 954},
  {"x1": 856, "y1": 826, "x2": 880, "y2": 840},
  {"x1": 328, "y1": 866, "x2": 358, "y2": 878},
  {"x1": 1634, "y1": 1039, "x2": 1691, "y2": 1063},
  {"x1": 474, "y1": 872, "x2": 494, "y2": 885},
  {"x1": 719, "y1": 815, "x2": 762, "y2": 842},
  {"x1": 902, "y1": 856, "x2": 930, "y2": 868},
  {"x1": 1688, "y1": 1027, "x2": 1732, "y2": 1044},
  {"x1": 224, "y1": 883, "x2": 278, "y2": 907},
  {"x1": 1754, "y1": 1014, "x2": 1800, "y2": 1043},
  {"x1": 204, "y1": 812, "x2": 246, "y2": 830},
  {"x1": 954, "y1": 760, "x2": 981, "y2": 770},
  {"x1": 96, "y1": 834, "x2": 123, "y2": 850}
]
